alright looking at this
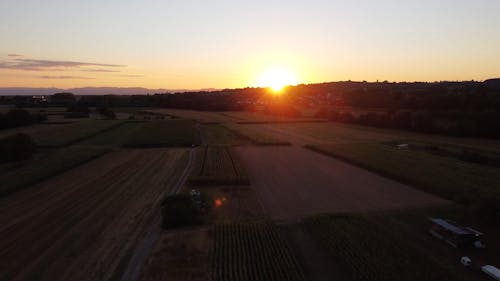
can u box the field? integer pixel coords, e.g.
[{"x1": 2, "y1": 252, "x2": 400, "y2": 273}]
[
  {"x1": 30, "y1": 120, "x2": 123, "y2": 147},
  {"x1": 303, "y1": 214, "x2": 462, "y2": 281},
  {"x1": 189, "y1": 145, "x2": 249, "y2": 185},
  {"x1": 81, "y1": 121, "x2": 146, "y2": 146},
  {"x1": 223, "y1": 123, "x2": 291, "y2": 146},
  {"x1": 211, "y1": 221, "x2": 306, "y2": 281},
  {"x1": 199, "y1": 124, "x2": 248, "y2": 145},
  {"x1": 1, "y1": 108, "x2": 500, "y2": 281},
  {"x1": 241, "y1": 121, "x2": 500, "y2": 151},
  {"x1": 234, "y1": 146, "x2": 447, "y2": 219},
  {"x1": 305, "y1": 143, "x2": 500, "y2": 208},
  {"x1": 123, "y1": 120, "x2": 201, "y2": 147},
  {"x1": 148, "y1": 109, "x2": 325, "y2": 124},
  {"x1": 0, "y1": 145, "x2": 110, "y2": 196},
  {"x1": 0, "y1": 148, "x2": 189, "y2": 281}
]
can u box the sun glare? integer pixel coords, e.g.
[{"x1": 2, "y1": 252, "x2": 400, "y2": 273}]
[{"x1": 257, "y1": 67, "x2": 298, "y2": 92}]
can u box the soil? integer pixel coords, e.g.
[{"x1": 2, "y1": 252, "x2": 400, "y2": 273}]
[{"x1": 234, "y1": 146, "x2": 448, "y2": 220}]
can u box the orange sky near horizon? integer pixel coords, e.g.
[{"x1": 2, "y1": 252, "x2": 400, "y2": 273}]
[{"x1": 1, "y1": 0, "x2": 500, "y2": 89}]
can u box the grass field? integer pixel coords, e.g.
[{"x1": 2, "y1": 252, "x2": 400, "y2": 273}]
[
  {"x1": 211, "y1": 221, "x2": 306, "y2": 281},
  {"x1": 223, "y1": 123, "x2": 291, "y2": 146},
  {"x1": 304, "y1": 214, "x2": 462, "y2": 281},
  {"x1": 0, "y1": 145, "x2": 110, "y2": 197},
  {"x1": 189, "y1": 146, "x2": 249, "y2": 185},
  {"x1": 123, "y1": 120, "x2": 201, "y2": 147},
  {"x1": 30, "y1": 120, "x2": 123, "y2": 147},
  {"x1": 305, "y1": 143, "x2": 500, "y2": 211}
]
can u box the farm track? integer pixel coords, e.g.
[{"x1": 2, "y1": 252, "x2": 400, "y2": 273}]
[{"x1": 0, "y1": 148, "x2": 189, "y2": 281}]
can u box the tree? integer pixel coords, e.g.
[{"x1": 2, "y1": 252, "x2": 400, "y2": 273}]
[
  {"x1": 161, "y1": 194, "x2": 203, "y2": 229},
  {"x1": 0, "y1": 134, "x2": 37, "y2": 163}
]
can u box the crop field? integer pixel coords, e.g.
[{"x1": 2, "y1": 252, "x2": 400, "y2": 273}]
[
  {"x1": 81, "y1": 121, "x2": 145, "y2": 146},
  {"x1": 147, "y1": 109, "x2": 326, "y2": 124},
  {"x1": 200, "y1": 124, "x2": 248, "y2": 145},
  {"x1": 123, "y1": 120, "x2": 201, "y2": 147},
  {"x1": 147, "y1": 109, "x2": 237, "y2": 123},
  {"x1": 223, "y1": 123, "x2": 291, "y2": 146},
  {"x1": 189, "y1": 145, "x2": 249, "y2": 185},
  {"x1": 211, "y1": 221, "x2": 306, "y2": 281},
  {"x1": 0, "y1": 145, "x2": 110, "y2": 196},
  {"x1": 0, "y1": 123, "x2": 58, "y2": 139},
  {"x1": 305, "y1": 143, "x2": 500, "y2": 208},
  {"x1": 304, "y1": 214, "x2": 462, "y2": 281},
  {"x1": 30, "y1": 120, "x2": 123, "y2": 147},
  {"x1": 244, "y1": 121, "x2": 500, "y2": 151},
  {"x1": 0, "y1": 148, "x2": 189, "y2": 281}
]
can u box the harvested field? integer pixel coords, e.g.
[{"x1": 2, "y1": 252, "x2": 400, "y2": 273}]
[
  {"x1": 123, "y1": 120, "x2": 201, "y2": 147},
  {"x1": 30, "y1": 120, "x2": 123, "y2": 147},
  {"x1": 138, "y1": 227, "x2": 211, "y2": 281},
  {"x1": 211, "y1": 221, "x2": 306, "y2": 281},
  {"x1": 0, "y1": 145, "x2": 110, "y2": 196},
  {"x1": 235, "y1": 146, "x2": 448, "y2": 219},
  {"x1": 304, "y1": 214, "x2": 464, "y2": 281},
  {"x1": 0, "y1": 148, "x2": 189, "y2": 281},
  {"x1": 189, "y1": 146, "x2": 249, "y2": 185}
]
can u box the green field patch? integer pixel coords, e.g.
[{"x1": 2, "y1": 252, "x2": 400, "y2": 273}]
[
  {"x1": 30, "y1": 120, "x2": 123, "y2": 147},
  {"x1": 211, "y1": 220, "x2": 306, "y2": 281},
  {"x1": 200, "y1": 124, "x2": 248, "y2": 145},
  {"x1": 189, "y1": 146, "x2": 249, "y2": 185},
  {"x1": 223, "y1": 123, "x2": 291, "y2": 146},
  {"x1": 123, "y1": 119, "x2": 201, "y2": 147},
  {"x1": 0, "y1": 145, "x2": 110, "y2": 197},
  {"x1": 81, "y1": 121, "x2": 145, "y2": 146},
  {"x1": 305, "y1": 143, "x2": 500, "y2": 212},
  {"x1": 304, "y1": 214, "x2": 464, "y2": 281}
]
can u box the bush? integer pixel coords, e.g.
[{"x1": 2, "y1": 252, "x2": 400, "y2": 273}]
[
  {"x1": 0, "y1": 134, "x2": 37, "y2": 163},
  {"x1": 161, "y1": 194, "x2": 204, "y2": 229},
  {"x1": 0, "y1": 109, "x2": 46, "y2": 129},
  {"x1": 96, "y1": 107, "x2": 117, "y2": 119}
]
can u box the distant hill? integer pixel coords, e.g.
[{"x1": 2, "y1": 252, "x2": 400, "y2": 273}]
[
  {"x1": 484, "y1": 78, "x2": 500, "y2": 90},
  {"x1": 0, "y1": 87, "x2": 218, "y2": 96}
]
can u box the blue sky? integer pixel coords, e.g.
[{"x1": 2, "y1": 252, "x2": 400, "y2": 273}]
[{"x1": 1, "y1": 0, "x2": 499, "y2": 88}]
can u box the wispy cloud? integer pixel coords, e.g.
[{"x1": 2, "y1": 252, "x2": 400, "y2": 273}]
[
  {"x1": 0, "y1": 57, "x2": 126, "y2": 71},
  {"x1": 36, "y1": 75, "x2": 95, "y2": 80},
  {"x1": 81, "y1": 68, "x2": 122, "y2": 73},
  {"x1": 120, "y1": 74, "x2": 144, "y2": 78},
  {"x1": 7, "y1": 54, "x2": 23, "y2": 57}
]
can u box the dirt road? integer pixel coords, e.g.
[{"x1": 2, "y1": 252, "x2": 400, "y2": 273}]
[
  {"x1": 235, "y1": 146, "x2": 448, "y2": 220},
  {"x1": 0, "y1": 148, "x2": 189, "y2": 281}
]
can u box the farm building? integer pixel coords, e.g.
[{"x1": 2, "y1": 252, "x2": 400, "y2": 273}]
[{"x1": 429, "y1": 218, "x2": 484, "y2": 248}]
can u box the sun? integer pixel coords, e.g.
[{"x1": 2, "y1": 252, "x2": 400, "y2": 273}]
[{"x1": 257, "y1": 67, "x2": 298, "y2": 92}]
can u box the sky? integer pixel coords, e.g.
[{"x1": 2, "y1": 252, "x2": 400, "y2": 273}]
[{"x1": 1, "y1": 0, "x2": 500, "y2": 89}]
